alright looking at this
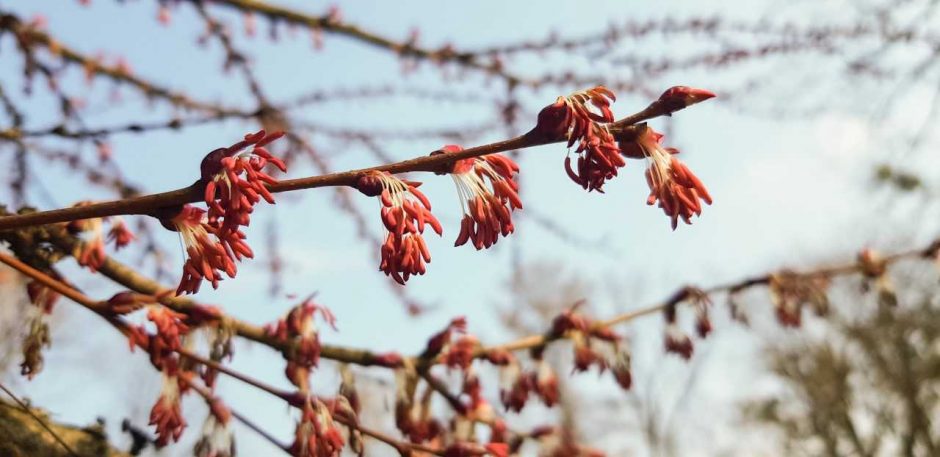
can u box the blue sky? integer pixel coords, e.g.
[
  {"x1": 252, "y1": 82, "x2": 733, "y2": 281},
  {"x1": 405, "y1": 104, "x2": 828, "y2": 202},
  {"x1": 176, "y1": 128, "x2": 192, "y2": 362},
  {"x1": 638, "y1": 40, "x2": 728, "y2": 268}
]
[{"x1": 1, "y1": 0, "x2": 938, "y2": 455}]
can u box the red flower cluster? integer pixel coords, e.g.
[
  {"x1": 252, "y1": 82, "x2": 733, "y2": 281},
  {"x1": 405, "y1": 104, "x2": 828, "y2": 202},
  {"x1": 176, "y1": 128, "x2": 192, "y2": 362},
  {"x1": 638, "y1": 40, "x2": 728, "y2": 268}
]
[
  {"x1": 169, "y1": 205, "x2": 241, "y2": 295},
  {"x1": 202, "y1": 129, "x2": 286, "y2": 232},
  {"x1": 265, "y1": 297, "x2": 336, "y2": 390},
  {"x1": 621, "y1": 125, "x2": 712, "y2": 229},
  {"x1": 289, "y1": 398, "x2": 345, "y2": 457},
  {"x1": 147, "y1": 306, "x2": 191, "y2": 369},
  {"x1": 150, "y1": 368, "x2": 187, "y2": 447},
  {"x1": 534, "y1": 86, "x2": 623, "y2": 192},
  {"x1": 439, "y1": 145, "x2": 522, "y2": 249},
  {"x1": 161, "y1": 130, "x2": 287, "y2": 294},
  {"x1": 357, "y1": 171, "x2": 442, "y2": 284}
]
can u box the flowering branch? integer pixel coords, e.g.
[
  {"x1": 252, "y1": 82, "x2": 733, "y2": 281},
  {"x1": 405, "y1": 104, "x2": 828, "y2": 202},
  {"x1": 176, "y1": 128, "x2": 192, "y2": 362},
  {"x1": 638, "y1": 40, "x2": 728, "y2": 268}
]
[
  {"x1": 0, "y1": 249, "x2": 451, "y2": 456},
  {"x1": 0, "y1": 91, "x2": 681, "y2": 232}
]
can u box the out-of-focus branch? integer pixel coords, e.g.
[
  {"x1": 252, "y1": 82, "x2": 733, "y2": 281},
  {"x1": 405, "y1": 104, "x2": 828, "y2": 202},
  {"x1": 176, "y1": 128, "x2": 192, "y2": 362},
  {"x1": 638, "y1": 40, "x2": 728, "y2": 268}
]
[
  {"x1": 0, "y1": 395, "x2": 128, "y2": 457},
  {"x1": 0, "y1": 11, "x2": 243, "y2": 116},
  {"x1": 201, "y1": 0, "x2": 526, "y2": 86}
]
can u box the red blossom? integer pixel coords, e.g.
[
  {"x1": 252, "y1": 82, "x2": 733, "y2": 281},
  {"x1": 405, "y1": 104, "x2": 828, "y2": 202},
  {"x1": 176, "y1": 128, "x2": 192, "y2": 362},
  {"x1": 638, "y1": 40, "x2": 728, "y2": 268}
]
[
  {"x1": 147, "y1": 306, "x2": 190, "y2": 369},
  {"x1": 534, "y1": 86, "x2": 615, "y2": 140},
  {"x1": 534, "y1": 86, "x2": 624, "y2": 192},
  {"x1": 440, "y1": 145, "x2": 522, "y2": 250},
  {"x1": 266, "y1": 297, "x2": 335, "y2": 389},
  {"x1": 202, "y1": 129, "x2": 287, "y2": 233},
  {"x1": 572, "y1": 340, "x2": 602, "y2": 372},
  {"x1": 622, "y1": 125, "x2": 712, "y2": 229},
  {"x1": 564, "y1": 123, "x2": 625, "y2": 192},
  {"x1": 149, "y1": 372, "x2": 187, "y2": 447},
  {"x1": 357, "y1": 171, "x2": 442, "y2": 284},
  {"x1": 168, "y1": 205, "x2": 239, "y2": 295},
  {"x1": 550, "y1": 305, "x2": 591, "y2": 336}
]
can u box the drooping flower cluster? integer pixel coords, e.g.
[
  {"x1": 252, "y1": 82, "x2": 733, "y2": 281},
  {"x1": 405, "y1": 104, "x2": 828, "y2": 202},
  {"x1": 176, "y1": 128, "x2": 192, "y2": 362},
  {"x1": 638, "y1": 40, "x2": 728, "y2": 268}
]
[
  {"x1": 168, "y1": 205, "x2": 240, "y2": 295},
  {"x1": 201, "y1": 129, "x2": 286, "y2": 233},
  {"x1": 146, "y1": 306, "x2": 191, "y2": 369},
  {"x1": 150, "y1": 367, "x2": 188, "y2": 447},
  {"x1": 437, "y1": 145, "x2": 522, "y2": 249},
  {"x1": 356, "y1": 171, "x2": 442, "y2": 284},
  {"x1": 533, "y1": 86, "x2": 623, "y2": 192},
  {"x1": 620, "y1": 125, "x2": 712, "y2": 229},
  {"x1": 160, "y1": 130, "x2": 286, "y2": 295},
  {"x1": 265, "y1": 297, "x2": 337, "y2": 391}
]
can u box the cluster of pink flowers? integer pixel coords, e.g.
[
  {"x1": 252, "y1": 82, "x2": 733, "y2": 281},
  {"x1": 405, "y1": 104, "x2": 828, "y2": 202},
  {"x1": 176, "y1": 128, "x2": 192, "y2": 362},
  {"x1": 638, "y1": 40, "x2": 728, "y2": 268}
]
[
  {"x1": 533, "y1": 86, "x2": 623, "y2": 192},
  {"x1": 146, "y1": 306, "x2": 191, "y2": 369},
  {"x1": 161, "y1": 130, "x2": 286, "y2": 295},
  {"x1": 439, "y1": 145, "x2": 522, "y2": 250},
  {"x1": 201, "y1": 130, "x2": 286, "y2": 231},
  {"x1": 621, "y1": 125, "x2": 713, "y2": 229},
  {"x1": 356, "y1": 171, "x2": 443, "y2": 284},
  {"x1": 168, "y1": 205, "x2": 239, "y2": 295}
]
